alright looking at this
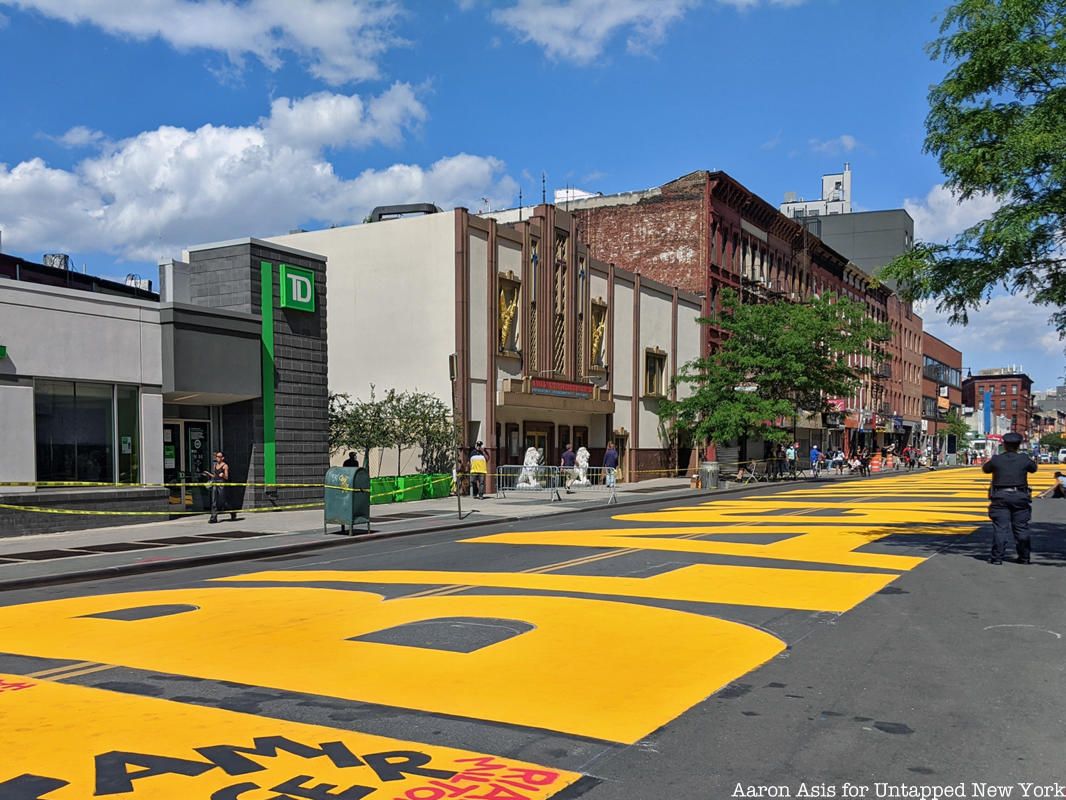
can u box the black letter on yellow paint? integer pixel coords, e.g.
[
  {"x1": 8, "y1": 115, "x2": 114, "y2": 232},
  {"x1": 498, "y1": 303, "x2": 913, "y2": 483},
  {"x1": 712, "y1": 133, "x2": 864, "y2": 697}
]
[
  {"x1": 94, "y1": 751, "x2": 215, "y2": 795},
  {"x1": 0, "y1": 774, "x2": 69, "y2": 799},
  {"x1": 211, "y1": 782, "x2": 261, "y2": 800},
  {"x1": 197, "y1": 737, "x2": 363, "y2": 776},
  {"x1": 362, "y1": 751, "x2": 456, "y2": 782},
  {"x1": 270, "y1": 775, "x2": 375, "y2": 799}
]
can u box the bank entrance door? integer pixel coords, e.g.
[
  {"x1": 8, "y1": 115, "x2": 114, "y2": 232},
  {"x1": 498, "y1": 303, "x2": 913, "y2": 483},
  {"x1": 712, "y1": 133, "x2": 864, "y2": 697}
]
[{"x1": 163, "y1": 419, "x2": 212, "y2": 509}]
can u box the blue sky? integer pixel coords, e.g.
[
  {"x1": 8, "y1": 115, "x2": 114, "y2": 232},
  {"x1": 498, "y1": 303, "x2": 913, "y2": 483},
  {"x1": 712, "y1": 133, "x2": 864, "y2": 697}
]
[{"x1": 0, "y1": 0, "x2": 1061, "y2": 389}]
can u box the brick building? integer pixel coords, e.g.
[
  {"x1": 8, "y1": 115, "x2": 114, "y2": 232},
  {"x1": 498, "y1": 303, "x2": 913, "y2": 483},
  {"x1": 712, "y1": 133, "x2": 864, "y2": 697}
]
[
  {"x1": 887, "y1": 293, "x2": 924, "y2": 449},
  {"x1": 496, "y1": 171, "x2": 911, "y2": 460},
  {"x1": 962, "y1": 369, "x2": 1034, "y2": 438},
  {"x1": 921, "y1": 332, "x2": 963, "y2": 452}
]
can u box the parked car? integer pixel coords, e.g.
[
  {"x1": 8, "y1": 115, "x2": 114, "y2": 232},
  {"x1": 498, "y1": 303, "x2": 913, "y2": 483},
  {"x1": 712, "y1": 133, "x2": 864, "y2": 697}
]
[
  {"x1": 1058, "y1": 447, "x2": 1066, "y2": 464},
  {"x1": 1040, "y1": 453, "x2": 1052, "y2": 463}
]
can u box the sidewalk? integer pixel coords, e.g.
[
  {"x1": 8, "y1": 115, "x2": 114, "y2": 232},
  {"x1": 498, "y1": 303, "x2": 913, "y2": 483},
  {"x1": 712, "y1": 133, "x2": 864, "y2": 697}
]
[{"x1": 0, "y1": 467, "x2": 921, "y2": 591}]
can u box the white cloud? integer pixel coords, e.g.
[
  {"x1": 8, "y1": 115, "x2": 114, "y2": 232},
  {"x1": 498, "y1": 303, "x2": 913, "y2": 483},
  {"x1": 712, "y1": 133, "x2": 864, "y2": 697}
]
[
  {"x1": 0, "y1": 87, "x2": 516, "y2": 264},
  {"x1": 48, "y1": 125, "x2": 108, "y2": 149},
  {"x1": 718, "y1": 0, "x2": 805, "y2": 7},
  {"x1": 264, "y1": 83, "x2": 426, "y2": 150},
  {"x1": 903, "y1": 183, "x2": 999, "y2": 243},
  {"x1": 760, "y1": 130, "x2": 783, "y2": 150},
  {"x1": 490, "y1": 0, "x2": 807, "y2": 63},
  {"x1": 0, "y1": 0, "x2": 403, "y2": 84},
  {"x1": 492, "y1": 0, "x2": 698, "y2": 63},
  {"x1": 918, "y1": 294, "x2": 1062, "y2": 375},
  {"x1": 809, "y1": 134, "x2": 858, "y2": 155}
]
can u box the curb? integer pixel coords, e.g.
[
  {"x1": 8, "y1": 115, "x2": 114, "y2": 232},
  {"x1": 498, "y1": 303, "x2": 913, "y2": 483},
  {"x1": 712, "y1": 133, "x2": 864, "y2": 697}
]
[
  {"x1": 0, "y1": 486, "x2": 698, "y2": 592},
  {"x1": 0, "y1": 467, "x2": 957, "y2": 592}
]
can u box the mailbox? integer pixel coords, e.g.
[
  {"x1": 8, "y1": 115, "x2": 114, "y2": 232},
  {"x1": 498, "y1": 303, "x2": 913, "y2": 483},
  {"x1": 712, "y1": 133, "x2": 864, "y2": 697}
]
[{"x1": 324, "y1": 466, "x2": 371, "y2": 535}]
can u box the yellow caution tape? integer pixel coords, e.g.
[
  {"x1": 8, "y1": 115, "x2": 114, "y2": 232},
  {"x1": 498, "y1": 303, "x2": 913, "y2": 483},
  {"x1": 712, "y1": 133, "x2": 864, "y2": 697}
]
[{"x1": 0, "y1": 502, "x2": 325, "y2": 516}]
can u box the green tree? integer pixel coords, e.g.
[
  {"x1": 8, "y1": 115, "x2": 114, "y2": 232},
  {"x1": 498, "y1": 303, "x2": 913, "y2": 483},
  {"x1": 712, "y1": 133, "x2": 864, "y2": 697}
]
[
  {"x1": 1040, "y1": 431, "x2": 1066, "y2": 449},
  {"x1": 941, "y1": 407, "x2": 973, "y2": 445},
  {"x1": 404, "y1": 392, "x2": 458, "y2": 474},
  {"x1": 328, "y1": 387, "x2": 456, "y2": 475},
  {"x1": 658, "y1": 291, "x2": 890, "y2": 449},
  {"x1": 882, "y1": 0, "x2": 1066, "y2": 333},
  {"x1": 327, "y1": 386, "x2": 393, "y2": 471}
]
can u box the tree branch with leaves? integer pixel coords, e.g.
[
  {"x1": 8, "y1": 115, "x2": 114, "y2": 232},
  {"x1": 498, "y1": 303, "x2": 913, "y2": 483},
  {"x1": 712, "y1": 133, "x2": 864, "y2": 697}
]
[
  {"x1": 657, "y1": 291, "x2": 890, "y2": 448},
  {"x1": 882, "y1": 0, "x2": 1066, "y2": 339}
]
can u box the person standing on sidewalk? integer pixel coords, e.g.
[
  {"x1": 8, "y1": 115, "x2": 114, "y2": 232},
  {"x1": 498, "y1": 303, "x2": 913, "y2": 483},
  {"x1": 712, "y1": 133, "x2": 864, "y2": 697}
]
[
  {"x1": 602, "y1": 441, "x2": 619, "y2": 488},
  {"x1": 468, "y1": 442, "x2": 488, "y2": 499},
  {"x1": 983, "y1": 431, "x2": 1037, "y2": 565},
  {"x1": 207, "y1": 451, "x2": 236, "y2": 524},
  {"x1": 560, "y1": 443, "x2": 577, "y2": 493},
  {"x1": 809, "y1": 444, "x2": 821, "y2": 478},
  {"x1": 786, "y1": 443, "x2": 797, "y2": 477}
]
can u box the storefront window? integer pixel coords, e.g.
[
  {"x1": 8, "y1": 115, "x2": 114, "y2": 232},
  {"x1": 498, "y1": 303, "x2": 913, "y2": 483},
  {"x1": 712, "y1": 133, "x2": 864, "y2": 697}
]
[
  {"x1": 34, "y1": 381, "x2": 131, "y2": 483},
  {"x1": 116, "y1": 386, "x2": 140, "y2": 483},
  {"x1": 34, "y1": 380, "x2": 77, "y2": 481}
]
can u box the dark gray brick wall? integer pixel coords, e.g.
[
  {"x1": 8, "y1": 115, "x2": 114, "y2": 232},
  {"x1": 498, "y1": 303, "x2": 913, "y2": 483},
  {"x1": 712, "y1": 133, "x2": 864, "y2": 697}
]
[
  {"x1": 189, "y1": 241, "x2": 329, "y2": 509},
  {"x1": 0, "y1": 489, "x2": 170, "y2": 536}
]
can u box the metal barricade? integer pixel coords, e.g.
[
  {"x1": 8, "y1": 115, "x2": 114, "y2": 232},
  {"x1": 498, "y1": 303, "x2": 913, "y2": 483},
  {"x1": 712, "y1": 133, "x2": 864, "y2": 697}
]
[
  {"x1": 496, "y1": 464, "x2": 559, "y2": 500},
  {"x1": 497, "y1": 464, "x2": 617, "y2": 504}
]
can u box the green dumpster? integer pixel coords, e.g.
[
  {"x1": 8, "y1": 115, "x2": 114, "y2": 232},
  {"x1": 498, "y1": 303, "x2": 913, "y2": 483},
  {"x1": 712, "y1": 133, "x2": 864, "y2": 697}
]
[
  {"x1": 370, "y1": 476, "x2": 397, "y2": 505},
  {"x1": 395, "y1": 475, "x2": 425, "y2": 502},
  {"x1": 324, "y1": 466, "x2": 370, "y2": 535}
]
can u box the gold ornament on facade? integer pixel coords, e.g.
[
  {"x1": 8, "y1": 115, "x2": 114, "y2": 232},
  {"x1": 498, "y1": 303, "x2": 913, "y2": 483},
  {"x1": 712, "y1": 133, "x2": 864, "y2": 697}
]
[
  {"x1": 590, "y1": 312, "x2": 606, "y2": 367},
  {"x1": 498, "y1": 284, "x2": 520, "y2": 351}
]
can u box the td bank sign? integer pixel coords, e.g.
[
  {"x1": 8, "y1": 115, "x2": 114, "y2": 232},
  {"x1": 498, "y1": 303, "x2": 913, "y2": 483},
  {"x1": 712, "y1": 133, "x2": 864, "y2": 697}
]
[{"x1": 279, "y1": 264, "x2": 316, "y2": 312}]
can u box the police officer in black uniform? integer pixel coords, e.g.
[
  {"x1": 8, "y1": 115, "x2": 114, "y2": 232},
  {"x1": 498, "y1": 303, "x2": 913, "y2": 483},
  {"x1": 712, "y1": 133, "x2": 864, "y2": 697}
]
[{"x1": 982, "y1": 432, "x2": 1037, "y2": 564}]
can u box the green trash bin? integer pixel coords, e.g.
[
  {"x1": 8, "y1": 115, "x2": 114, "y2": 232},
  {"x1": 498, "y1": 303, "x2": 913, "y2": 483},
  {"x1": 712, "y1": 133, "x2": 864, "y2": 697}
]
[
  {"x1": 395, "y1": 475, "x2": 425, "y2": 502},
  {"x1": 370, "y1": 476, "x2": 397, "y2": 505},
  {"x1": 324, "y1": 466, "x2": 370, "y2": 535}
]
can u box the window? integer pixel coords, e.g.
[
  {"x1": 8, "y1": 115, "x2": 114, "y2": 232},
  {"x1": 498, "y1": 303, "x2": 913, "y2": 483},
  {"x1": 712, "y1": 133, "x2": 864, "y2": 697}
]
[
  {"x1": 1000, "y1": 385, "x2": 1007, "y2": 395},
  {"x1": 116, "y1": 385, "x2": 140, "y2": 483},
  {"x1": 1011, "y1": 385, "x2": 1018, "y2": 395},
  {"x1": 1012, "y1": 399, "x2": 1018, "y2": 411},
  {"x1": 1000, "y1": 398, "x2": 1007, "y2": 410},
  {"x1": 35, "y1": 380, "x2": 128, "y2": 483},
  {"x1": 645, "y1": 350, "x2": 667, "y2": 397}
]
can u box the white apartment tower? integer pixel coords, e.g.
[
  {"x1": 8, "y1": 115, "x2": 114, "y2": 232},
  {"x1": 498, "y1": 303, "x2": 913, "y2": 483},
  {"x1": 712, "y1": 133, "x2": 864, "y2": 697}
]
[{"x1": 781, "y1": 162, "x2": 852, "y2": 218}]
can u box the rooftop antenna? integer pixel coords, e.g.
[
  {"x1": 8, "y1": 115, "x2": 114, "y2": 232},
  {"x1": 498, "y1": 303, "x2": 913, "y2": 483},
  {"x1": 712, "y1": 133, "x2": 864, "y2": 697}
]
[
  {"x1": 518, "y1": 187, "x2": 523, "y2": 222},
  {"x1": 541, "y1": 172, "x2": 546, "y2": 205}
]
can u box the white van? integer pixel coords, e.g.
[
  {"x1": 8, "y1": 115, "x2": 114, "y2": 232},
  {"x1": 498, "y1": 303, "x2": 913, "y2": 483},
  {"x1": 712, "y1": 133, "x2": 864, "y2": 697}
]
[{"x1": 1057, "y1": 448, "x2": 1066, "y2": 464}]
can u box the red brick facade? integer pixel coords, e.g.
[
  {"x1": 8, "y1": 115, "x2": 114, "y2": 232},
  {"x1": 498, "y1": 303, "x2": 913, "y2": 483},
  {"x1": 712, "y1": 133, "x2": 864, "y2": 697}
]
[
  {"x1": 962, "y1": 373, "x2": 1034, "y2": 437},
  {"x1": 570, "y1": 170, "x2": 920, "y2": 455},
  {"x1": 921, "y1": 332, "x2": 963, "y2": 447}
]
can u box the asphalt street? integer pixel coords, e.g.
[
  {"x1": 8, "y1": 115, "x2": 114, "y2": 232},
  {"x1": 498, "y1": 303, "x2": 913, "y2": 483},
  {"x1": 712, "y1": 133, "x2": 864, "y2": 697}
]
[{"x1": 0, "y1": 468, "x2": 1063, "y2": 800}]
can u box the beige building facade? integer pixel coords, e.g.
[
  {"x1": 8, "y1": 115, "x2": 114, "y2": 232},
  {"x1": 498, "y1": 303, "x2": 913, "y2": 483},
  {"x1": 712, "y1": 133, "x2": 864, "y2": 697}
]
[{"x1": 270, "y1": 204, "x2": 702, "y2": 482}]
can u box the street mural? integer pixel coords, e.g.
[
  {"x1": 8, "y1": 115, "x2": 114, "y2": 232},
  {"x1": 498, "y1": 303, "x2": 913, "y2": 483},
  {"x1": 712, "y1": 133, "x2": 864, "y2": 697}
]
[
  {"x1": 0, "y1": 674, "x2": 582, "y2": 799},
  {"x1": 0, "y1": 470, "x2": 1052, "y2": 798}
]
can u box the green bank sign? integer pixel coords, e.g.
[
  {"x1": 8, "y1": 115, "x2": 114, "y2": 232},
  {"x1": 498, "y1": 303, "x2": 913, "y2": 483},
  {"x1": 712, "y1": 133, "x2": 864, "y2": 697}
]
[{"x1": 279, "y1": 264, "x2": 316, "y2": 312}]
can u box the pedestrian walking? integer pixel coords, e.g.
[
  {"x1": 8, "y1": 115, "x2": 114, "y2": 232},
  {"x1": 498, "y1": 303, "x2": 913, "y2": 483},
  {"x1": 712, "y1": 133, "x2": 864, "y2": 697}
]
[
  {"x1": 207, "y1": 451, "x2": 236, "y2": 523},
  {"x1": 982, "y1": 431, "x2": 1037, "y2": 565},
  {"x1": 468, "y1": 442, "x2": 488, "y2": 499},
  {"x1": 809, "y1": 444, "x2": 821, "y2": 478},
  {"x1": 560, "y1": 442, "x2": 577, "y2": 493},
  {"x1": 602, "y1": 441, "x2": 619, "y2": 488}
]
